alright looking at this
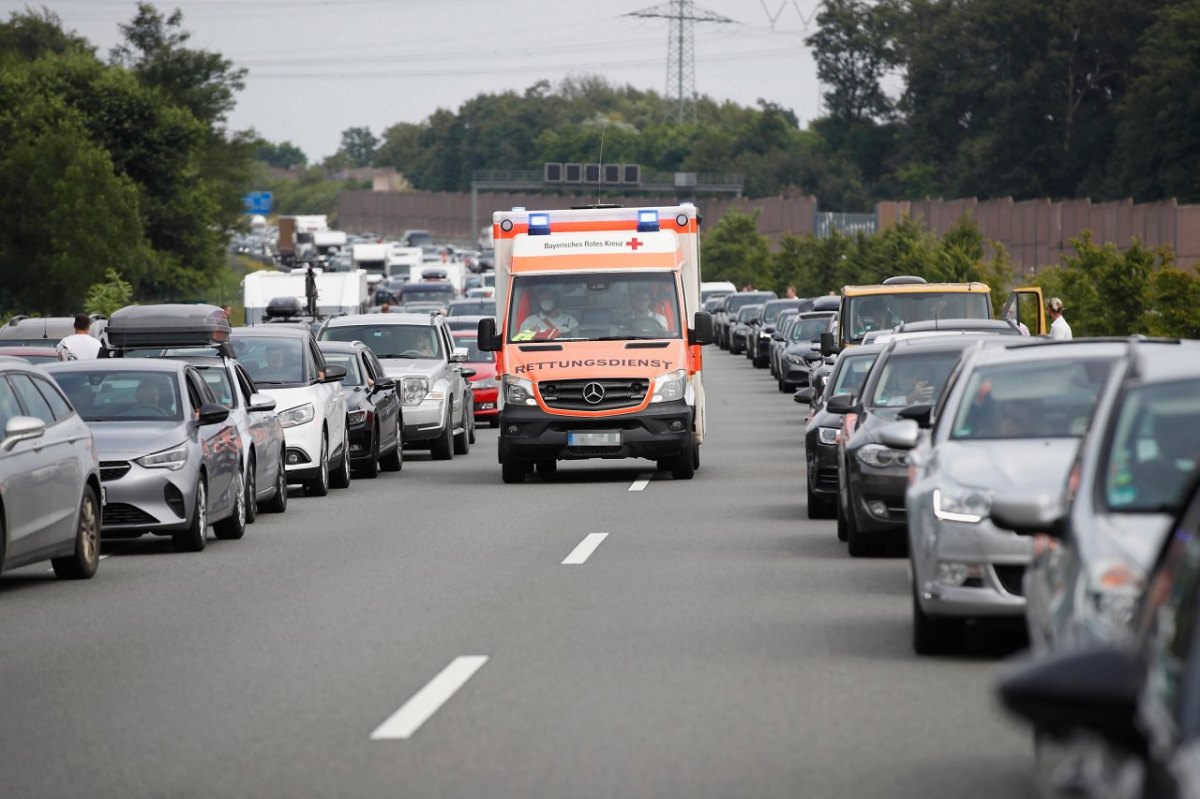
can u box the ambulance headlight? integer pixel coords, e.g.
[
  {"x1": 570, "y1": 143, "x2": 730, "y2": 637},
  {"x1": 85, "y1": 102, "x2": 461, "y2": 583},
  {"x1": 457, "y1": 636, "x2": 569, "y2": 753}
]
[
  {"x1": 651, "y1": 369, "x2": 687, "y2": 403},
  {"x1": 503, "y1": 375, "x2": 536, "y2": 406}
]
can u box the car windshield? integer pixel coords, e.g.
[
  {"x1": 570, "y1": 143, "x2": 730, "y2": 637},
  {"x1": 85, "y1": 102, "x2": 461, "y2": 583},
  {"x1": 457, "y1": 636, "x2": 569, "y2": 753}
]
[
  {"x1": 830, "y1": 353, "x2": 878, "y2": 398},
  {"x1": 507, "y1": 273, "x2": 681, "y2": 342},
  {"x1": 196, "y1": 366, "x2": 235, "y2": 409},
  {"x1": 950, "y1": 358, "x2": 1114, "y2": 441},
  {"x1": 722, "y1": 294, "x2": 773, "y2": 314},
  {"x1": 868, "y1": 351, "x2": 963, "y2": 409},
  {"x1": 52, "y1": 370, "x2": 184, "y2": 422},
  {"x1": 320, "y1": 324, "x2": 443, "y2": 359},
  {"x1": 791, "y1": 317, "x2": 830, "y2": 341},
  {"x1": 455, "y1": 337, "x2": 495, "y2": 363},
  {"x1": 845, "y1": 292, "x2": 991, "y2": 344},
  {"x1": 448, "y1": 301, "x2": 496, "y2": 317},
  {"x1": 402, "y1": 286, "x2": 456, "y2": 306},
  {"x1": 322, "y1": 352, "x2": 364, "y2": 386},
  {"x1": 763, "y1": 303, "x2": 794, "y2": 324},
  {"x1": 230, "y1": 336, "x2": 308, "y2": 385},
  {"x1": 736, "y1": 306, "x2": 761, "y2": 323},
  {"x1": 10, "y1": 353, "x2": 59, "y2": 364},
  {"x1": 1104, "y1": 378, "x2": 1200, "y2": 514}
]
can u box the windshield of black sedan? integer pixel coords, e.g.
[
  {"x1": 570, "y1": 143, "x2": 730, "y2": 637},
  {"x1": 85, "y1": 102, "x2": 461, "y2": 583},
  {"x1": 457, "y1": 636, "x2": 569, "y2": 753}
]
[
  {"x1": 950, "y1": 359, "x2": 1113, "y2": 441},
  {"x1": 868, "y1": 351, "x2": 962, "y2": 409},
  {"x1": 791, "y1": 318, "x2": 831, "y2": 342},
  {"x1": 52, "y1": 371, "x2": 184, "y2": 422},
  {"x1": 1104, "y1": 378, "x2": 1200, "y2": 513},
  {"x1": 829, "y1": 353, "x2": 878, "y2": 399},
  {"x1": 320, "y1": 324, "x2": 443, "y2": 359}
]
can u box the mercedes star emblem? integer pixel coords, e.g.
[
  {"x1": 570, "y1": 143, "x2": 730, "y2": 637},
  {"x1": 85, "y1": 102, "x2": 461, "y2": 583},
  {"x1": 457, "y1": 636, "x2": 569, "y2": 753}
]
[{"x1": 582, "y1": 382, "x2": 606, "y2": 404}]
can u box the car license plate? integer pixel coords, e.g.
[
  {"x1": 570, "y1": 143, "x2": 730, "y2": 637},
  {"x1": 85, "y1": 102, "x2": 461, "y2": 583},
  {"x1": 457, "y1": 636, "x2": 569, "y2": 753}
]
[{"x1": 568, "y1": 431, "x2": 621, "y2": 446}]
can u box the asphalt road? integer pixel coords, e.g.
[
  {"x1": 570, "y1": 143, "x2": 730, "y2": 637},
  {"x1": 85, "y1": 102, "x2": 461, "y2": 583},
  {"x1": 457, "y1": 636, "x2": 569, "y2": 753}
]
[{"x1": 0, "y1": 347, "x2": 1034, "y2": 799}]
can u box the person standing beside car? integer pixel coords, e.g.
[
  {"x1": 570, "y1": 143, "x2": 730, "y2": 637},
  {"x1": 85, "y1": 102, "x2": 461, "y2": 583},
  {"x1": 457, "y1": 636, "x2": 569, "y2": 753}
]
[
  {"x1": 1048, "y1": 297, "x2": 1072, "y2": 340},
  {"x1": 56, "y1": 313, "x2": 101, "y2": 360}
]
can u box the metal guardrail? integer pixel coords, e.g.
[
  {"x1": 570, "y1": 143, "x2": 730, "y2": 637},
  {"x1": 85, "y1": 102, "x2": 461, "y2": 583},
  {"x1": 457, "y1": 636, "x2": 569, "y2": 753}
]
[{"x1": 816, "y1": 212, "x2": 877, "y2": 238}]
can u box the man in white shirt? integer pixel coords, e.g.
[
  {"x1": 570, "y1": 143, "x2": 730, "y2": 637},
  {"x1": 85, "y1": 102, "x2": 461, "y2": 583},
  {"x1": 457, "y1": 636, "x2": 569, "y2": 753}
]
[
  {"x1": 628, "y1": 287, "x2": 669, "y2": 332},
  {"x1": 518, "y1": 289, "x2": 578, "y2": 338},
  {"x1": 56, "y1": 314, "x2": 101, "y2": 360},
  {"x1": 1047, "y1": 297, "x2": 1072, "y2": 340}
]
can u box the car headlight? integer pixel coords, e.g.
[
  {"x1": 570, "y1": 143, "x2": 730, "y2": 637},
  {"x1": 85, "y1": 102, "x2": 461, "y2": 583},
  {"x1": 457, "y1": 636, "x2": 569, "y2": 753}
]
[
  {"x1": 503, "y1": 375, "x2": 536, "y2": 406},
  {"x1": 855, "y1": 443, "x2": 909, "y2": 469},
  {"x1": 1088, "y1": 560, "x2": 1144, "y2": 629},
  {"x1": 401, "y1": 377, "x2": 429, "y2": 405},
  {"x1": 137, "y1": 442, "x2": 189, "y2": 471},
  {"x1": 651, "y1": 369, "x2": 687, "y2": 403},
  {"x1": 786, "y1": 353, "x2": 808, "y2": 365},
  {"x1": 932, "y1": 485, "x2": 991, "y2": 523},
  {"x1": 278, "y1": 403, "x2": 316, "y2": 428},
  {"x1": 818, "y1": 427, "x2": 839, "y2": 445},
  {"x1": 347, "y1": 409, "x2": 369, "y2": 425},
  {"x1": 472, "y1": 376, "x2": 498, "y2": 389}
]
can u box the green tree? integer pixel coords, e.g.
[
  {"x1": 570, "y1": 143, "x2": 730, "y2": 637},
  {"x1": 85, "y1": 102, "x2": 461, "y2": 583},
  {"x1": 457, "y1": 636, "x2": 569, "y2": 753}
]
[
  {"x1": 1145, "y1": 267, "x2": 1200, "y2": 338},
  {"x1": 807, "y1": 0, "x2": 896, "y2": 123},
  {"x1": 701, "y1": 210, "x2": 772, "y2": 289},
  {"x1": 339, "y1": 126, "x2": 378, "y2": 168},
  {"x1": 85, "y1": 269, "x2": 135, "y2": 317},
  {"x1": 254, "y1": 138, "x2": 307, "y2": 169}
]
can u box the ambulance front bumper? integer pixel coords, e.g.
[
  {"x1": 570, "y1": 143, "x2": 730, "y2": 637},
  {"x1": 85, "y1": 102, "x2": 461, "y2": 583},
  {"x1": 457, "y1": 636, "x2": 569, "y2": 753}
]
[{"x1": 497, "y1": 400, "x2": 694, "y2": 462}]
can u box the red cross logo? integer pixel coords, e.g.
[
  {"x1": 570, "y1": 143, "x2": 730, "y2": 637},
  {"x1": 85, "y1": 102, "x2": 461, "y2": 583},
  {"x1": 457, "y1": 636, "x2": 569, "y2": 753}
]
[{"x1": 627, "y1": 237, "x2": 643, "y2": 250}]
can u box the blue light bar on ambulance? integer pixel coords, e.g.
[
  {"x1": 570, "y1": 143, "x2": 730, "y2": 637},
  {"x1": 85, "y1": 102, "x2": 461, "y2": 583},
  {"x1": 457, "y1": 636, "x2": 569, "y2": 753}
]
[
  {"x1": 637, "y1": 209, "x2": 660, "y2": 232},
  {"x1": 528, "y1": 212, "x2": 551, "y2": 235}
]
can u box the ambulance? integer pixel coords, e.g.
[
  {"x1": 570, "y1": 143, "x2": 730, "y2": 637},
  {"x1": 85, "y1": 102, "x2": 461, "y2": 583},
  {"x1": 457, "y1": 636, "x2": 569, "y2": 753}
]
[{"x1": 477, "y1": 205, "x2": 714, "y2": 484}]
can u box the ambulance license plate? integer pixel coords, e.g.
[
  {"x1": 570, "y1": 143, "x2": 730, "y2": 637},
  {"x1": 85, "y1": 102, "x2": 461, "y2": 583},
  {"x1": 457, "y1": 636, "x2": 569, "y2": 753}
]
[{"x1": 568, "y1": 431, "x2": 621, "y2": 447}]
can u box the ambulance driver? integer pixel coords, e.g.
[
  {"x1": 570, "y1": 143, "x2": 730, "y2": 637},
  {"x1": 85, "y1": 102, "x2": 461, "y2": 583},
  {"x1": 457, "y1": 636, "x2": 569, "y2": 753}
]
[{"x1": 519, "y1": 288, "x2": 578, "y2": 337}]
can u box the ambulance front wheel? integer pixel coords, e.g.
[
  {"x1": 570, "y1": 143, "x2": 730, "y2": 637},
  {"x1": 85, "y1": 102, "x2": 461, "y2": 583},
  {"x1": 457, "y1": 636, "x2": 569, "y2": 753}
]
[{"x1": 501, "y1": 454, "x2": 526, "y2": 484}]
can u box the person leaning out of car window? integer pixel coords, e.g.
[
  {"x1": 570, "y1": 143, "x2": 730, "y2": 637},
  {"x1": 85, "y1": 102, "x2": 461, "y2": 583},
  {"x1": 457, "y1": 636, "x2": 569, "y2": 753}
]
[
  {"x1": 1048, "y1": 297, "x2": 1072, "y2": 340},
  {"x1": 56, "y1": 313, "x2": 101, "y2": 360}
]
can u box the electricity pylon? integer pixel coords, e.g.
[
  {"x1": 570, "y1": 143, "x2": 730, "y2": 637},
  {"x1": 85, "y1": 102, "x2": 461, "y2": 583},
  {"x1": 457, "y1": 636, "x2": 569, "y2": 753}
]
[{"x1": 625, "y1": 1, "x2": 735, "y2": 125}]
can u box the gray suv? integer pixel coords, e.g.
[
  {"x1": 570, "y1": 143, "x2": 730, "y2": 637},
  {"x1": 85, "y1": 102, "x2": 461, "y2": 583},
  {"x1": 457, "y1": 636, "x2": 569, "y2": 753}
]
[{"x1": 319, "y1": 313, "x2": 475, "y2": 460}]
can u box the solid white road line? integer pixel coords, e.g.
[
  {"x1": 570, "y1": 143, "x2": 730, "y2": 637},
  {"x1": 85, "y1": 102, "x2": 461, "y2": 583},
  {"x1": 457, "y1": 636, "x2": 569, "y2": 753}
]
[
  {"x1": 628, "y1": 473, "x2": 654, "y2": 492},
  {"x1": 370, "y1": 656, "x2": 489, "y2": 740},
  {"x1": 562, "y1": 532, "x2": 609, "y2": 565}
]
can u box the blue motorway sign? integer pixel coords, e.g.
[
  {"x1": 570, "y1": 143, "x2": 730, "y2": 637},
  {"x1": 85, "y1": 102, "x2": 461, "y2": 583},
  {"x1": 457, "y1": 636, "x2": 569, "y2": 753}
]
[{"x1": 242, "y1": 191, "x2": 274, "y2": 214}]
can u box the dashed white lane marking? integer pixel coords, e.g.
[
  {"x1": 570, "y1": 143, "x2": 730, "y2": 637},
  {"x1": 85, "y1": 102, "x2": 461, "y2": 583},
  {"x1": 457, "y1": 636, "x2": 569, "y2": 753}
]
[
  {"x1": 628, "y1": 473, "x2": 654, "y2": 492},
  {"x1": 562, "y1": 533, "x2": 609, "y2": 565},
  {"x1": 370, "y1": 656, "x2": 489, "y2": 740}
]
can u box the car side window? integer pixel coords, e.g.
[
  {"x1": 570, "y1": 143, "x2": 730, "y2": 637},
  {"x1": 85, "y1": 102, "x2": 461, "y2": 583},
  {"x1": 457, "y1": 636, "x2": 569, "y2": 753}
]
[
  {"x1": 184, "y1": 371, "x2": 207, "y2": 413},
  {"x1": 302, "y1": 341, "x2": 319, "y2": 382},
  {"x1": 0, "y1": 376, "x2": 22, "y2": 432},
  {"x1": 234, "y1": 365, "x2": 255, "y2": 405},
  {"x1": 359, "y1": 352, "x2": 376, "y2": 384},
  {"x1": 10, "y1": 373, "x2": 57, "y2": 425},
  {"x1": 32, "y1": 375, "x2": 74, "y2": 422}
]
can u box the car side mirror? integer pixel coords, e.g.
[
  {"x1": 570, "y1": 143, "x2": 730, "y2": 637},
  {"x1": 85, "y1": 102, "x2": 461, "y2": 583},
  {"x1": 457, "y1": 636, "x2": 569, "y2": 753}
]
[
  {"x1": 477, "y1": 318, "x2": 500, "y2": 351},
  {"x1": 374, "y1": 377, "x2": 395, "y2": 391},
  {"x1": 997, "y1": 645, "x2": 1145, "y2": 754},
  {"x1": 897, "y1": 404, "x2": 933, "y2": 428},
  {"x1": 990, "y1": 490, "x2": 1066, "y2": 538},
  {"x1": 1, "y1": 415, "x2": 45, "y2": 452},
  {"x1": 793, "y1": 387, "x2": 815, "y2": 404},
  {"x1": 825, "y1": 393, "x2": 857, "y2": 415},
  {"x1": 879, "y1": 420, "x2": 920, "y2": 450},
  {"x1": 820, "y1": 331, "x2": 838, "y2": 356},
  {"x1": 197, "y1": 402, "x2": 230, "y2": 425},
  {"x1": 772, "y1": 333, "x2": 784, "y2": 341},
  {"x1": 248, "y1": 393, "x2": 276, "y2": 412},
  {"x1": 690, "y1": 311, "x2": 714, "y2": 346},
  {"x1": 460, "y1": 367, "x2": 477, "y2": 379},
  {"x1": 323, "y1": 364, "x2": 348, "y2": 383},
  {"x1": 451, "y1": 347, "x2": 468, "y2": 363}
]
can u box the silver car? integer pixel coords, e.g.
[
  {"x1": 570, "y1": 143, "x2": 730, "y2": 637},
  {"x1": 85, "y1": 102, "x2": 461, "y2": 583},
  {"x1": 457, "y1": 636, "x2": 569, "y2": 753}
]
[
  {"x1": 0, "y1": 358, "x2": 102, "y2": 579},
  {"x1": 318, "y1": 313, "x2": 475, "y2": 460},
  {"x1": 45, "y1": 360, "x2": 245, "y2": 552},
  {"x1": 887, "y1": 339, "x2": 1127, "y2": 654}
]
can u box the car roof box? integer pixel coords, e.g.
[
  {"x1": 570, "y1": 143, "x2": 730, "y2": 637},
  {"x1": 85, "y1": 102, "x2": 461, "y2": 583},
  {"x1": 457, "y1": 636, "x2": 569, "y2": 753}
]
[{"x1": 105, "y1": 304, "x2": 231, "y2": 351}]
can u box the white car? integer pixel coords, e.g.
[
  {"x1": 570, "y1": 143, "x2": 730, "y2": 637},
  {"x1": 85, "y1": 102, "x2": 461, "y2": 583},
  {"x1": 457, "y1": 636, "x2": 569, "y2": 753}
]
[{"x1": 230, "y1": 326, "x2": 350, "y2": 496}]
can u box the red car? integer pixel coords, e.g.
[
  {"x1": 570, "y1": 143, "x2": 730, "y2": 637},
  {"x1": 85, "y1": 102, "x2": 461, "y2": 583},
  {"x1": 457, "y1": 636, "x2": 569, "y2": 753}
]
[
  {"x1": 0, "y1": 346, "x2": 64, "y2": 365},
  {"x1": 452, "y1": 331, "x2": 498, "y2": 426}
]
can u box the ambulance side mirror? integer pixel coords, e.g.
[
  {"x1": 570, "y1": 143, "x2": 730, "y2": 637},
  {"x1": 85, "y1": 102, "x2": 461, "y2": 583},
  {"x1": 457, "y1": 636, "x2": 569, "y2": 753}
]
[
  {"x1": 690, "y1": 311, "x2": 714, "y2": 346},
  {"x1": 477, "y1": 318, "x2": 500, "y2": 352}
]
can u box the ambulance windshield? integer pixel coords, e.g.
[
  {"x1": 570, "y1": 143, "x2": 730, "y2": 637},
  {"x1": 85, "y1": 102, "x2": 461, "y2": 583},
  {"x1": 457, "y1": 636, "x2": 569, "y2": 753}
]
[{"x1": 508, "y1": 274, "x2": 682, "y2": 342}]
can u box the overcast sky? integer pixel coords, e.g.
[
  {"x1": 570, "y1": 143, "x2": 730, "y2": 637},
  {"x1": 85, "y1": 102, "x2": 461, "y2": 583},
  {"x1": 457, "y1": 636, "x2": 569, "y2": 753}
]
[{"x1": 11, "y1": 0, "x2": 828, "y2": 160}]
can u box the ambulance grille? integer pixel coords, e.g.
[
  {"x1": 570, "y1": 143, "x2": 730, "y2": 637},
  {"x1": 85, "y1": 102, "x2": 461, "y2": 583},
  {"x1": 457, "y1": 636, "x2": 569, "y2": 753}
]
[{"x1": 539, "y1": 378, "x2": 649, "y2": 411}]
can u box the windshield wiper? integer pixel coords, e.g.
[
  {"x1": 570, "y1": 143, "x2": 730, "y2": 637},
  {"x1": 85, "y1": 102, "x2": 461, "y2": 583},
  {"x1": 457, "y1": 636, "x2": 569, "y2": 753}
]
[
  {"x1": 593, "y1": 335, "x2": 662, "y2": 341},
  {"x1": 253, "y1": 380, "x2": 292, "y2": 385}
]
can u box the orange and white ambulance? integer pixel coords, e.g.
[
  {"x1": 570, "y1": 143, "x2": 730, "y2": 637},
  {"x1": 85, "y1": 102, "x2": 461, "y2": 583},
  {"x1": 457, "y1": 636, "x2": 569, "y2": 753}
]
[{"x1": 477, "y1": 205, "x2": 714, "y2": 483}]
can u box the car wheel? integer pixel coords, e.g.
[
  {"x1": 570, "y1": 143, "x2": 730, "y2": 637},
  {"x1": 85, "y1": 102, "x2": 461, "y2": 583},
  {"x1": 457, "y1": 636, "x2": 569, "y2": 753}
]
[
  {"x1": 535, "y1": 459, "x2": 556, "y2": 476},
  {"x1": 330, "y1": 428, "x2": 352, "y2": 489},
  {"x1": 51, "y1": 485, "x2": 101, "y2": 580},
  {"x1": 214, "y1": 470, "x2": 247, "y2": 540},
  {"x1": 431, "y1": 407, "x2": 454, "y2": 460},
  {"x1": 173, "y1": 477, "x2": 208, "y2": 552},
  {"x1": 912, "y1": 584, "x2": 964, "y2": 655},
  {"x1": 845, "y1": 498, "x2": 873, "y2": 557},
  {"x1": 836, "y1": 493, "x2": 849, "y2": 542},
  {"x1": 360, "y1": 424, "x2": 380, "y2": 479},
  {"x1": 244, "y1": 454, "x2": 258, "y2": 525},
  {"x1": 380, "y1": 416, "x2": 403, "y2": 472},
  {"x1": 807, "y1": 478, "x2": 835, "y2": 520},
  {"x1": 453, "y1": 407, "x2": 471, "y2": 455},
  {"x1": 692, "y1": 438, "x2": 700, "y2": 470},
  {"x1": 501, "y1": 454, "x2": 525, "y2": 484},
  {"x1": 260, "y1": 450, "x2": 288, "y2": 513},
  {"x1": 467, "y1": 404, "x2": 476, "y2": 444},
  {"x1": 489, "y1": 418, "x2": 500, "y2": 428},
  {"x1": 305, "y1": 433, "x2": 329, "y2": 496},
  {"x1": 670, "y1": 436, "x2": 696, "y2": 480}
]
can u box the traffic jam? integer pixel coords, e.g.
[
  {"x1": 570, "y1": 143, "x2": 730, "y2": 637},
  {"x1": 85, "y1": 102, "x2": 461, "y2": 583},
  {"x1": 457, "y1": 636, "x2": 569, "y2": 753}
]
[{"x1": 3, "y1": 204, "x2": 1200, "y2": 797}]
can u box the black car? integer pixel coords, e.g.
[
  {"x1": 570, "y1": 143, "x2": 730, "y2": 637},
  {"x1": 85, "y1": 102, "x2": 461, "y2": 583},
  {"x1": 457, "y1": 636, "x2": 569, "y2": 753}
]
[
  {"x1": 799, "y1": 344, "x2": 883, "y2": 519},
  {"x1": 751, "y1": 299, "x2": 809, "y2": 368},
  {"x1": 714, "y1": 291, "x2": 777, "y2": 350},
  {"x1": 827, "y1": 336, "x2": 986, "y2": 556},
  {"x1": 317, "y1": 341, "x2": 403, "y2": 478},
  {"x1": 778, "y1": 311, "x2": 837, "y2": 392},
  {"x1": 997, "y1": 470, "x2": 1200, "y2": 799}
]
